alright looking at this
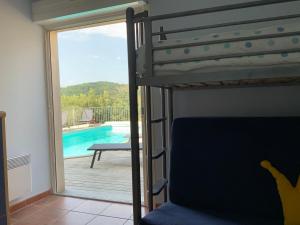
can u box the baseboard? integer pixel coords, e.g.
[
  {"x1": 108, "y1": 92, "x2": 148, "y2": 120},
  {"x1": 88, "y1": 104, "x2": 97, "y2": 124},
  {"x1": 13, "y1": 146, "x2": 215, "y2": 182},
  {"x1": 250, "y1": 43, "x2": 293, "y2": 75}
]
[{"x1": 9, "y1": 190, "x2": 52, "y2": 213}]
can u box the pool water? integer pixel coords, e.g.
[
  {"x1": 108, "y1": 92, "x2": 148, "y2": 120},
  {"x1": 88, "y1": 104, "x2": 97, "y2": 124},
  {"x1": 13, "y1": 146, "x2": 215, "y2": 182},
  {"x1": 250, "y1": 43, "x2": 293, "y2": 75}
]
[{"x1": 63, "y1": 125, "x2": 128, "y2": 158}]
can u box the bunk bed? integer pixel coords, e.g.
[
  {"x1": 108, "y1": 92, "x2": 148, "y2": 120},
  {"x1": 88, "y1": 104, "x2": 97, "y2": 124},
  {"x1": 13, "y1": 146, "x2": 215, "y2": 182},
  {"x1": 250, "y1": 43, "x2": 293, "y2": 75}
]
[{"x1": 125, "y1": 1, "x2": 300, "y2": 225}]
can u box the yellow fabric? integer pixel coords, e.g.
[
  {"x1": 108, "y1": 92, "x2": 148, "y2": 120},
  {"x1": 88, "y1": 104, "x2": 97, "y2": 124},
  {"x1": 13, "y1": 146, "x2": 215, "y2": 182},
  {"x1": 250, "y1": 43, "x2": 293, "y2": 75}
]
[{"x1": 261, "y1": 160, "x2": 300, "y2": 225}]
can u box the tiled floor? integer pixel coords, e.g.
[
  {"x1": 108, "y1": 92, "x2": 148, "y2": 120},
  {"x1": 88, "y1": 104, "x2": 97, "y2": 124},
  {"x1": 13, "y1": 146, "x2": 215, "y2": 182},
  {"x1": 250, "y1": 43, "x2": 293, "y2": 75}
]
[{"x1": 11, "y1": 195, "x2": 145, "y2": 225}]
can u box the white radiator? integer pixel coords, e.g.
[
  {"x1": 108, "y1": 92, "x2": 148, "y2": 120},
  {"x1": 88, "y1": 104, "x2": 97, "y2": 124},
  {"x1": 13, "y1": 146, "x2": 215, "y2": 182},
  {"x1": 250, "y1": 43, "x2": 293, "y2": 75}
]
[{"x1": 7, "y1": 154, "x2": 32, "y2": 201}]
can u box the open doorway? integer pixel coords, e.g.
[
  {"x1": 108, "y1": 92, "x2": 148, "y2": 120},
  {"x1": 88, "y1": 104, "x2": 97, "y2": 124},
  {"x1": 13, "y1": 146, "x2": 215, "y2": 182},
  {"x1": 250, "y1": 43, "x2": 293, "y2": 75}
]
[{"x1": 48, "y1": 22, "x2": 145, "y2": 204}]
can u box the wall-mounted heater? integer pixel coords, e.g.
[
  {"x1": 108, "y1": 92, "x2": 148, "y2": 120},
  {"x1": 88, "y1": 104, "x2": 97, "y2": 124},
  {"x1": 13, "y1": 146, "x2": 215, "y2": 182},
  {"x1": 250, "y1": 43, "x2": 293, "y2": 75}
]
[{"x1": 7, "y1": 154, "x2": 32, "y2": 201}]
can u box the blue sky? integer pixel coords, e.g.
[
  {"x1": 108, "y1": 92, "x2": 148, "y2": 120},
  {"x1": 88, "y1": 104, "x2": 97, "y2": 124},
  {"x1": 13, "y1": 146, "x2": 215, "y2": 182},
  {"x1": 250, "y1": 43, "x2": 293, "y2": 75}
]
[{"x1": 57, "y1": 22, "x2": 128, "y2": 87}]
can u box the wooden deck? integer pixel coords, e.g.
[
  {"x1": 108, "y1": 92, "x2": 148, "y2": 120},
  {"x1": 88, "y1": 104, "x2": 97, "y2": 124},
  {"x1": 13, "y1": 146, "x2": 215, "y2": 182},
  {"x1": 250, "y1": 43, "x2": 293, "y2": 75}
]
[{"x1": 63, "y1": 151, "x2": 144, "y2": 204}]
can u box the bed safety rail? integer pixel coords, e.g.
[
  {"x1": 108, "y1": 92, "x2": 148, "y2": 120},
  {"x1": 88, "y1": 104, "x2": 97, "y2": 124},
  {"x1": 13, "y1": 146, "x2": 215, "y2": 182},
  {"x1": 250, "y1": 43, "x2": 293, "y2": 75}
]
[
  {"x1": 152, "y1": 13, "x2": 300, "y2": 37},
  {"x1": 137, "y1": 0, "x2": 299, "y2": 22}
]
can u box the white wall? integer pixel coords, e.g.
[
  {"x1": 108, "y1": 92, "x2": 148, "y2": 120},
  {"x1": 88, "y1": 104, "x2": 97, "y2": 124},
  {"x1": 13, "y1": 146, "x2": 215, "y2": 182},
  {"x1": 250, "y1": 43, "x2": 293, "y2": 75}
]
[
  {"x1": 174, "y1": 86, "x2": 300, "y2": 117},
  {"x1": 0, "y1": 0, "x2": 51, "y2": 203},
  {"x1": 147, "y1": 0, "x2": 300, "y2": 203}
]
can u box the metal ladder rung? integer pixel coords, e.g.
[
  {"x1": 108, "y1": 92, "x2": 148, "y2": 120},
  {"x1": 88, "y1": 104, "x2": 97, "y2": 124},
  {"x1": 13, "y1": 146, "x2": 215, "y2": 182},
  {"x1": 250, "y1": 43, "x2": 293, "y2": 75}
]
[
  {"x1": 152, "y1": 148, "x2": 166, "y2": 160},
  {"x1": 153, "y1": 178, "x2": 168, "y2": 196},
  {"x1": 151, "y1": 117, "x2": 167, "y2": 123}
]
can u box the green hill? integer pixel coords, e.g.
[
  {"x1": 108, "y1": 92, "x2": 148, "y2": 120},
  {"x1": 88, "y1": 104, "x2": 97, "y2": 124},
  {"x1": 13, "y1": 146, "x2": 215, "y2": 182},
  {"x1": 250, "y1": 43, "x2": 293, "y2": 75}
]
[
  {"x1": 60, "y1": 81, "x2": 129, "y2": 109},
  {"x1": 61, "y1": 81, "x2": 128, "y2": 96}
]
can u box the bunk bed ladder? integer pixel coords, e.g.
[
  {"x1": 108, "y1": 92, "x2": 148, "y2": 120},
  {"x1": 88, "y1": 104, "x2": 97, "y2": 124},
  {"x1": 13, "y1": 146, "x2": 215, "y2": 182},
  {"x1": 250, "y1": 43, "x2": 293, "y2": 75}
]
[{"x1": 146, "y1": 87, "x2": 168, "y2": 212}]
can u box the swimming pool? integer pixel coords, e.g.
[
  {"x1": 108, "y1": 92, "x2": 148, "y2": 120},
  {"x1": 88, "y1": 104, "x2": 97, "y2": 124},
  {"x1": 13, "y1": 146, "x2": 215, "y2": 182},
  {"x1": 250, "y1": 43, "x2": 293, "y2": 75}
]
[{"x1": 63, "y1": 125, "x2": 128, "y2": 158}]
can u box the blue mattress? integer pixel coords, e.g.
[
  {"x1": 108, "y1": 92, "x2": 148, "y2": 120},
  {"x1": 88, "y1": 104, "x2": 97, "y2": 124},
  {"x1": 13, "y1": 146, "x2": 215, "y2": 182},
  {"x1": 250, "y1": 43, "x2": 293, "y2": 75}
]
[
  {"x1": 141, "y1": 117, "x2": 300, "y2": 225},
  {"x1": 141, "y1": 202, "x2": 281, "y2": 225}
]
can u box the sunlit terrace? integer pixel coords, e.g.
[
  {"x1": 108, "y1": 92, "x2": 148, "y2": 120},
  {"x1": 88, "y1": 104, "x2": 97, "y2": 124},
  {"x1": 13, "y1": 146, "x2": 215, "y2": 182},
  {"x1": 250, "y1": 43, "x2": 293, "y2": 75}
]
[{"x1": 61, "y1": 107, "x2": 143, "y2": 203}]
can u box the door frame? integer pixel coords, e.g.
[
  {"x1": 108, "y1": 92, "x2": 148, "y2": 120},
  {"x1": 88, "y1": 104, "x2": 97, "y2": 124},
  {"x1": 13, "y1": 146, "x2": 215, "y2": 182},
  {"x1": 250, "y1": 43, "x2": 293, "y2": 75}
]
[
  {"x1": 44, "y1": 8, "x2": 148, "y2": 203},
  {"x1": 45, "y1": 30, "x2": 65, "y2": 193}
]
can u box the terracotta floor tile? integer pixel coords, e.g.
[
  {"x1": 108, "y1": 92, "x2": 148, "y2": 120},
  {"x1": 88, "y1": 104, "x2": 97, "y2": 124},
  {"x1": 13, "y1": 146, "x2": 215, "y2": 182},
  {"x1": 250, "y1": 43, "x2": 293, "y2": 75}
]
[
  {"x1": 100, "y1": 203, "x2": 133, "y2": 219},
  {"x1": 35, "y1": 208, "x2": 69, "y2": 222},
  {"x1": 72, "y1": 200, "x2": 111, "y2": 215},
  {"x1": 11, "y1": 205, "x2": 44, "y2": 221},
  {"x1": 11, "y1": 221, "x2": 36, "y2": 225},
  {"x1": 13, "y1": 215, "x2": 53, "y2": 225},
  {"x1": 9, "y1": 217, "x2": 18, "y2": 224},
  {"x1": 50, "y1": 211, "x2": 96, "y2": 225},
  {"x1": 47, "y1": 197, "x2": 85, "y2": 210},
  {"x1": 87, "y1": 216, "x2": 127, "y2": 225},
  {"x1": 34, "y1": 195, "x2": 62, "y2": 207},
  {"x1": 14, "y1": 216, "x2": 51, "y2": 225},
  {"x1": 13, "y1": 208, "x2": 68, "y2": 225},
  {"x1": 10, "y1": 195, "x2": 138, "y2": 225},
  {"x1": 10, "y1": 219, "x2": 31, "y2": 225}
]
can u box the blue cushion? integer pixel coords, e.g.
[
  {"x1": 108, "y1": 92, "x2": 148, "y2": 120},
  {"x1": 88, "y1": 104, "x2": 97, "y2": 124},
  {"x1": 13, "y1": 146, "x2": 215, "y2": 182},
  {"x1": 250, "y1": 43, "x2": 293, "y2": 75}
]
[
  {"x1": 169, "y1": 117, "x2": 300, "y2": 220},
  {"x1": 141, "y1": 202, "x2": 281, "y2": 225}
]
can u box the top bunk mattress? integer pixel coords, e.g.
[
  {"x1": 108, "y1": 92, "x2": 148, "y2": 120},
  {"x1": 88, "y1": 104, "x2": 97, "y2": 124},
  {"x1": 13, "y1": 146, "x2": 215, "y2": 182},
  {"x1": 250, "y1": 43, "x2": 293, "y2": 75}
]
[{"x1": 136, "y1": 23, "x2": 300, "y2": 77}]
